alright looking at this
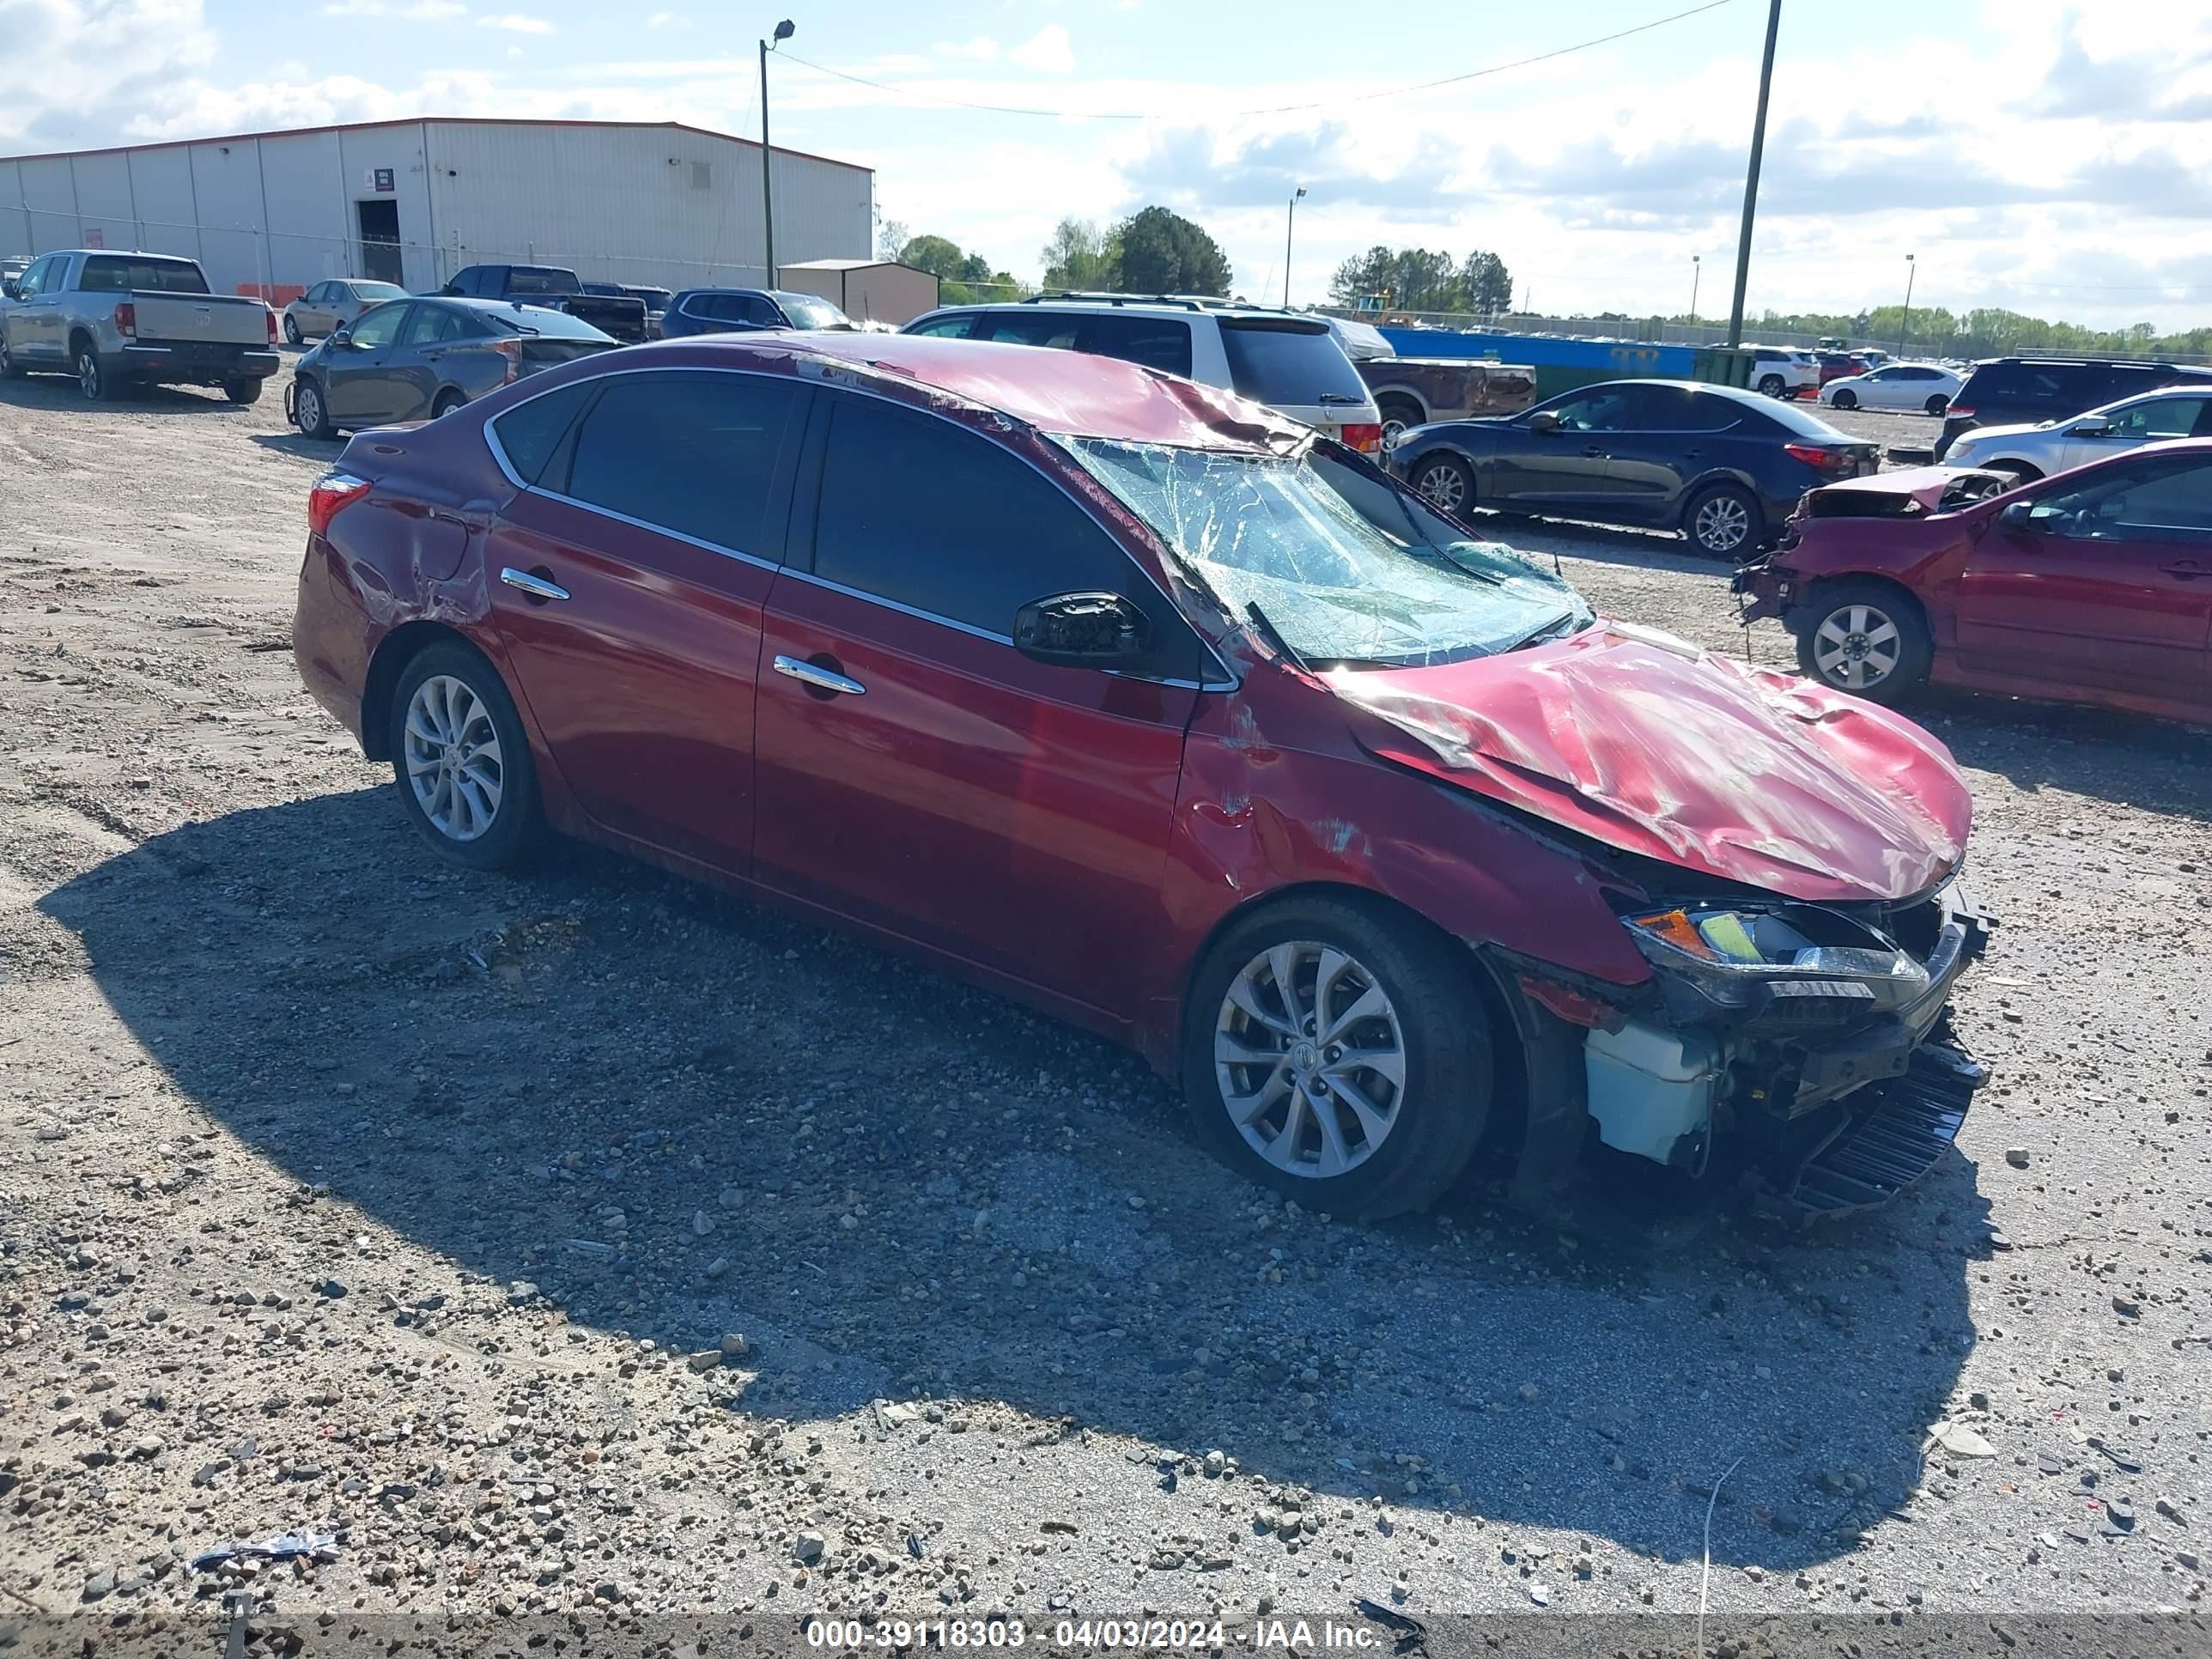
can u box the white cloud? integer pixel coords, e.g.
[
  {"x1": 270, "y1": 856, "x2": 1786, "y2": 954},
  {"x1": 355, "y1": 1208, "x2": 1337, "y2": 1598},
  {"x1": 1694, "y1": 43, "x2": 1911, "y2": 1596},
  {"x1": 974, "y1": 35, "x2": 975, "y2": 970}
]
[
  {"x1": 477, "y1": 10, "x2": 550, "y2": 32},
  {"x1": 1007, "y1": 24, "x2": 1073, "y2": 75},
  {"x1": 933, "y1": 35, "x2": 998, "y2": 61},
  {"x1": 320, "y1": 0, "x2": 464, "y2": 15},
  {"x1": 644, "y1": 9, "x2": 686, "y2": 24},
  {"x1": 0, "y1": 0, "x2": 216, "y2": 147}
]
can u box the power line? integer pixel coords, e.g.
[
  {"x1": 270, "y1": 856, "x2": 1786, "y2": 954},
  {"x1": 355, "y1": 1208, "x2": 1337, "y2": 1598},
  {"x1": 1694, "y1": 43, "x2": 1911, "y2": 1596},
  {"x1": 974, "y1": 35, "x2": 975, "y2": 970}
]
[{"x1": 780, "y1": 0, "x2": 1736, "y2": 124}]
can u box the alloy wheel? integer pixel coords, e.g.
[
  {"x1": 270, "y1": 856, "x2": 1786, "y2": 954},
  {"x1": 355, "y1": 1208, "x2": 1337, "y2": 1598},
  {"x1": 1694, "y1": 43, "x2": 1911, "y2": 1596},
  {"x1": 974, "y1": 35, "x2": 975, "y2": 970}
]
[
  {"x1": 402, "y1": 674, "x2": 505, "y2": 842},
  {"x1": 1693, "y1": 493, "x2": 1752, "y2": 555},
  {"x1": 1413, "y1": 460, "x2": 1467, "y2": 512},
  {"x1": 1214, "y1": 940, "x2": 1407, "y2": 1180},
  {"x1": 77, "y1": 351, "x2": 101, "y2": 400},
  {"x1": 296, "y1": 383, "x2": 325, "y2": 435},
  {"x1": 1812, "y1": 602, "x2": 1902, "y2": 690}
]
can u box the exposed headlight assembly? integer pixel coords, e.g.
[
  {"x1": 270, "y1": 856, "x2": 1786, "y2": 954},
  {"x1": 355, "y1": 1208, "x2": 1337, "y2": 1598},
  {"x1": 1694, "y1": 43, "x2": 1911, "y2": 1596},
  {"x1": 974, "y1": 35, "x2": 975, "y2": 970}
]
[{"x1": 1621, "y1": 904, "x2": 1929, "y2": 1015}]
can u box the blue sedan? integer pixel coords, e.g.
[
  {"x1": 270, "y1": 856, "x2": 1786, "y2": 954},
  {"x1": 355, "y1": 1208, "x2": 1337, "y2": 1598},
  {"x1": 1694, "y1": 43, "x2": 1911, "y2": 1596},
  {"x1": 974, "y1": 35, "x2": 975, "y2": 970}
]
[{"x1": 1389, "y1": 380, "x2": 1879, "y2": 561}]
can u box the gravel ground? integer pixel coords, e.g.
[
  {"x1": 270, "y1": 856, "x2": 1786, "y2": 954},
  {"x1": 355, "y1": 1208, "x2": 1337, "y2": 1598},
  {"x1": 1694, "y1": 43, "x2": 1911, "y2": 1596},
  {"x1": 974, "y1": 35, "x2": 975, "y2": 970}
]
[{"x1": 2, "y1": 370, "x2": 2209, "y2": 1654}]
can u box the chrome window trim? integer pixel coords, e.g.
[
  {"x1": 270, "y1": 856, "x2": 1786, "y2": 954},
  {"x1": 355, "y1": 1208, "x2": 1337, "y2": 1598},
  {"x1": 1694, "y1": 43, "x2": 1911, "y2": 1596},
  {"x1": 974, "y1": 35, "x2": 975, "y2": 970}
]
[{"x1": 479, "y1": 359, "x2": 1241, "y2": 690}]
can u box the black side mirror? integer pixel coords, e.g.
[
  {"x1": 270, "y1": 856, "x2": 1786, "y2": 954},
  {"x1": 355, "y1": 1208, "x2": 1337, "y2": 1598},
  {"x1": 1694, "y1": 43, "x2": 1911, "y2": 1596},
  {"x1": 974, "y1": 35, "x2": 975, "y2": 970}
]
[
  {"x1": 1013, "y1": 592, "x2": 1151, "y2": 667},
  {"x1": 1997, "y1": 498, "x2": 2037, "y2": 532},
  {"x1": 1526, "y1": 410, "x2": 1560, "y2": 433},
  {"x1": 1, "y1": 279, "x2": 17, "y2": 301}
]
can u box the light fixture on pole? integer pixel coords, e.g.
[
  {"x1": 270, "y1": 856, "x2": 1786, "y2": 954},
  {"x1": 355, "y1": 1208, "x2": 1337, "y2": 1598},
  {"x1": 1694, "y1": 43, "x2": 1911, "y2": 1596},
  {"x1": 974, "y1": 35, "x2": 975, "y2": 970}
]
[
  {"x1": 1899, "y1": 253, "x2": 1917, "y2": 355},
  {"x1": 1282, "y1": 185, "x2": 1305, "y2": 308},
  {"x1": 1690, "y1": 253, "x2": 1701, "y2": 327},
  {"x1": 759, "y1": 18, "x2": 793, "y2": 286}
]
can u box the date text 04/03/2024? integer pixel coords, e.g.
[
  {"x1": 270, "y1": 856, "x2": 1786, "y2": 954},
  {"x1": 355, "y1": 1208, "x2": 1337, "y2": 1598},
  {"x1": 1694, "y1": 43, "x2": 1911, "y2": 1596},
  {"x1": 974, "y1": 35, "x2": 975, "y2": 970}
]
[{"x1": 803, "y1": 1620, "x2": 1389, "y2": 1650}]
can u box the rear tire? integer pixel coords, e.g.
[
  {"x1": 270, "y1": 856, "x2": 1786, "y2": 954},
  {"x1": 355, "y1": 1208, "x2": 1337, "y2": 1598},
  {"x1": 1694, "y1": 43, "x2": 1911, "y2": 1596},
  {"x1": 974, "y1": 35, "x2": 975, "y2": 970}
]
[
  {"x1": 1831, "y1": 388, "x2": 1858, "y2": 410},
  {"x1": 224, "y1": 377, "x2": 263, "y2": 406},
  {"x1": 294, "y1": 377, "x2": 334, "y2": 440},
  {"x1": 1376, "y1": 395, "x2": 1423, "y2": 452},
  {"x1": 0, "y1": 332, "x2": 19, "y2": 379},
  {"x1": 1924, "y1": 393, "x2": 1949, "y2": 416},
  {"x1": 1407, "y1": 451, "x2": 1475, "y2": 520},
  {"x1": 76, "y1": 343, "x2": 118, "y2": 403},
  {"x1": 431, "y1": 388, "x2": 467, "y2": 418},
  {"x1": 1182, "y1": 894, "x2": 1493, "y2": 1219},
  {"x1": 1757, "y1": 374, "x2": 1786, "y2": 398},
  {"x1": 1684, "y1": 483, "x2": 1762, "y2": 561},
  {"x1": 389, "y1": 641, "x2": 545, "y2": 872},
  {"x1": 1795, "y1": 580, "x2": 1933, "y2": 705}
]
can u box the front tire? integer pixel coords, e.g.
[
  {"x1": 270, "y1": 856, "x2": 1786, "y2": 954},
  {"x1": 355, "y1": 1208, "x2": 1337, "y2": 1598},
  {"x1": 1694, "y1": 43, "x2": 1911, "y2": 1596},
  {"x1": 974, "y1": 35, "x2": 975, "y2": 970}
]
[
  {"x1": 294, "y1": 377, "x2": 334, "y2": 440},
  {"x1": 1831, "y1": 388, "x2": 1858, "y2": 410},
  {"x1": 1407, "y1": 452, "x2": 1474, "y2": 520},
  {"x1": 284, "y1": 314, "x2": 304, "y2": 345},
  {"x1": 389, "y1": 641, "x2": 544, "y2": 872},
  {"x1": 1182, "y1": 894, "x2": 1492, "y2": 1219},
  {"x1": 1796, "y1": 580, "x2": 1933, "y2": 705},
  {"x1": 1684, "y1": 483, "x2": 1761, "y2": 561}
]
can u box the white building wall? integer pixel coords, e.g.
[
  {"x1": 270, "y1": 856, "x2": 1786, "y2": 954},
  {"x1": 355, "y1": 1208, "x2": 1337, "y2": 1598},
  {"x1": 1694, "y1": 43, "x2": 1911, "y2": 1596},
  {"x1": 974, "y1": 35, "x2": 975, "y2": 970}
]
[{"x1": 3, "y1": 120, "x2": 872, "y2": 301}]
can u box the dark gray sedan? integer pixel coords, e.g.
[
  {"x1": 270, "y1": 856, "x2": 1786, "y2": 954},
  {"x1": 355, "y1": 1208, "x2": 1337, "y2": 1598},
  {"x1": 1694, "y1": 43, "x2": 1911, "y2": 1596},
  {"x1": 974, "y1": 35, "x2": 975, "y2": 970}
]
[{"x1": 288, "y1": 296, "x2": 616, "y2": 438}]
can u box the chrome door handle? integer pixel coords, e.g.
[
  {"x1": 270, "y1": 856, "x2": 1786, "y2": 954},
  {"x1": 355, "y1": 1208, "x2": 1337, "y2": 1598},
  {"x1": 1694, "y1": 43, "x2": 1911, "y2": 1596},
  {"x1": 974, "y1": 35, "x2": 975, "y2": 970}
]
[
  {"x1": 773, "y1": 654, "x2": 866, "y2": 696},
  {"x1": 499, "y1": 567, "x2": 569, "y2": 602}
]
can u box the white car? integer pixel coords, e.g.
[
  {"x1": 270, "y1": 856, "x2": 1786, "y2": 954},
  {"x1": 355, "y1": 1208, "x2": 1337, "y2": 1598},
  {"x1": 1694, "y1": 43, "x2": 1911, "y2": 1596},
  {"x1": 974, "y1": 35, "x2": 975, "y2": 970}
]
[
  {"x1": 1818, "y1": 362, "x2": 1962, "y2": 415},
  {"x1": 901, "y1": 295, "x2": 1386, "y2": 451},
  {"x1": 1747, "y1": 346, "x2": 1819, "y2": 399},
  {"x1": 1940, "y1": 385, "x2": 2212, "y2": 485}
]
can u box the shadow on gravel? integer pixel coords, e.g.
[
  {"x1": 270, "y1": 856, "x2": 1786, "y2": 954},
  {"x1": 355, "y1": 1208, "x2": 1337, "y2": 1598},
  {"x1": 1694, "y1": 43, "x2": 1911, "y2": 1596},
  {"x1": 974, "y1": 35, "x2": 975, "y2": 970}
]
[
  {"x1": 1902, "y1": 690, "x2": 2212, "y2": 821},
  {"x1": 40, "y1": 788, "x2": 1987, "y2": 1574},
  {"x1": 251, "y1": 431, "x2": 344, "y2": 461},
  {"x1": 0, "y1": 375, "x2": 256, "y2": 416}
]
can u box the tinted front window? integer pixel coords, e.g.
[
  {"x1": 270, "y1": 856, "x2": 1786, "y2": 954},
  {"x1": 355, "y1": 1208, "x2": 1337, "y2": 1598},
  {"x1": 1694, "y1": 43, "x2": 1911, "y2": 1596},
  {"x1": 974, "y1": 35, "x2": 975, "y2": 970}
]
[
  {"x1": 1540, "y1": 386, "x2": 1637, "y2": 431},
  {"x1": 82, "y1": 256, "x2": 210, "y2": 294},
  {"x1": 813, "y1": 396, "x2": 1164, "y2": 647},
  {"x1": 562, "y1": 372, "x2": 799, "y2": 552},
  {"x1": 490, "y1": 381, "x2": 596, "y2": 486},
  {"x1": 349, "y1": 302, "x2": 408, "y2": 349},
  {"x1": 2100, "y1": 397, "x2": 2208, "y2": 441},
  {"x1": 1218, "y1": 321, "x2": 1369, "y2": 407},
  {"x1": 2028, "y1": 455, "x2": 2212, "y2": 539}
]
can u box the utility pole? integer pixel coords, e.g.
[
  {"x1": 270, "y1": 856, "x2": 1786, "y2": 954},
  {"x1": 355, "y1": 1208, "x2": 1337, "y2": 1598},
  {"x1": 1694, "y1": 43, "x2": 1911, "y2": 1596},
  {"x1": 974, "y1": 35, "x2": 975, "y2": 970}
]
[
  {"x1": 1724, "y1": 0, "x2": 1782, "y2": 349},
  {"x1": 759, "y1": 19, "x2": 793, "y2": 286},
  {"x1": 1899, "y1": 253, "x2": 1917, "y2": 355},
  {"x1": 1282, "y1": 185, "x2": 1305, "y2": 308},
  {"x1": 1690, "y1": 253, "x2": 1701, "y2": 327}
]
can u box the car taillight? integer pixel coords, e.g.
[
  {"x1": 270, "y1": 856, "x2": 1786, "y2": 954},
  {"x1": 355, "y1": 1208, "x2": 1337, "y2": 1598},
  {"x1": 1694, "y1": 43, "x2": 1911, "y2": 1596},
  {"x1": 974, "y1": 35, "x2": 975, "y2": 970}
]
[
  {"x1": 307, "y1": 471, "x2": 371, "y2": 538},
  {"x1": 1947, "y1": 406, "x2": 1973, "y2": 420},
  {"x1": 115, "y1": 301, "x2": 136, "y2": 338},
  {"x1": 266, "y1": 306, "x2": 280, "y2": 346},
  {"x1": 1784, "y1": 441, "x2": 1853, "y2": 471},
  {"x1": 488, "y1": 339, "x2": 523, "y2": 384},
  {"x1": 1340, "y1": 422, "x2": 1383, "y2": 453}
]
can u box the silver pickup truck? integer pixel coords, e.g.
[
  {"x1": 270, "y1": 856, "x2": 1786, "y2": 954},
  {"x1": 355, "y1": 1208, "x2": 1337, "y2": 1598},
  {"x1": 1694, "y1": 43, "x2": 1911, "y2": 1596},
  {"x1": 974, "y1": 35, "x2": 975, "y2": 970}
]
[{"x1": 0, "y1": 250, "x2": 281, "y2": 404}]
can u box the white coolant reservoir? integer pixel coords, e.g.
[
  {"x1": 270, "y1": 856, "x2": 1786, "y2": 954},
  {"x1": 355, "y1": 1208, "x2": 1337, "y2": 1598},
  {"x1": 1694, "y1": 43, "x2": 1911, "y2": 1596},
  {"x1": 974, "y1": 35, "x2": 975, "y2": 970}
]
[{"x1": 1583, "y1": 1022, "x2": 1722, "y2": 1166}]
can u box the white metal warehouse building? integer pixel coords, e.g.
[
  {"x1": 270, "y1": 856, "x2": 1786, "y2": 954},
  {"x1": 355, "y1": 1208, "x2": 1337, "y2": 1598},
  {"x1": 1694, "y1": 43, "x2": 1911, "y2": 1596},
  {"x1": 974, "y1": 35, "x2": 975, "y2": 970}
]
[{"x1": 0, "y1": 118, "x2": 874, "y2": 306}]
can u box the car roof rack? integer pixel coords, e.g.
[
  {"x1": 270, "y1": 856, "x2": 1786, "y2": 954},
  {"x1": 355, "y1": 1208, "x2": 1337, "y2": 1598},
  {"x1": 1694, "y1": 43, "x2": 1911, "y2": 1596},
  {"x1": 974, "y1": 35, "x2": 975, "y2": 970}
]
[{"x1": 1019, "y1": 291, "x2": 1210, "y2": 311}]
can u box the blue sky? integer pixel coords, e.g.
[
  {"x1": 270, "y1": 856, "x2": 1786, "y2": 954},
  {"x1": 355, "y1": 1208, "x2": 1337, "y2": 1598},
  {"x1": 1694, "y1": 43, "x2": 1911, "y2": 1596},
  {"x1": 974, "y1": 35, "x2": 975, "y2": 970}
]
[{"x1": 8, "y1": 0, "x2": 2212, "y2": 328}]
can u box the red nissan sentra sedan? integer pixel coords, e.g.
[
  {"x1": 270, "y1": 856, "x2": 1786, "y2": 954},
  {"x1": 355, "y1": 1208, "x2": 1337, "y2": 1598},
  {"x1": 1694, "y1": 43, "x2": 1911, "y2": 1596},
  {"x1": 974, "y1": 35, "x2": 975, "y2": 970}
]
[{"x1": 294, "y1": 333, "x2": 1991, "y2": 1224}]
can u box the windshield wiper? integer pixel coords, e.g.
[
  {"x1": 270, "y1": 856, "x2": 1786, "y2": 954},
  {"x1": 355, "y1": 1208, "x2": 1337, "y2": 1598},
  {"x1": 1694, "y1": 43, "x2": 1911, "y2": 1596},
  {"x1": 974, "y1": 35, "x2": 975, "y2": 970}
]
[
  {"x1": 1244, "y1": 602, "x2": 1310, "y2": 674},
  {"x1": 1499, "y1": 611, "x2": 1587, "y2": 653}
]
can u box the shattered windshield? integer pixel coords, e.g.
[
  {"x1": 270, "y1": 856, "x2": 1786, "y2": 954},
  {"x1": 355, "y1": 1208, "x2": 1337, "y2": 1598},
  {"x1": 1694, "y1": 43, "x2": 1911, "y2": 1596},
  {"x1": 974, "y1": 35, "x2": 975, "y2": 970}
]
[{"x1": 1060, "y1": 439, "x2": 1593, "y2": 668}]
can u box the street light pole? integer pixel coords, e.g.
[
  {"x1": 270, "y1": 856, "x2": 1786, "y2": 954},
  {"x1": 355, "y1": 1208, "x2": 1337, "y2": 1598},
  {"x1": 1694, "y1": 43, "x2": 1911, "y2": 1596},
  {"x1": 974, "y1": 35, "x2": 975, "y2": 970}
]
[
  {"x1": 1282, "y1": 185, "x2": 1305, "y2": 308},
  {"x1": 1724, "y1": 0, "x2": 1783, "y2": 349},
  {"x1": 1690, "y1": 254, "x2": 1701, "y2": 327},
  {"x1": 1899, "y1": 253, "x2": 1917, "y2": 355},
  {"x1": 759, "y1": 18, "x2": 793, "y2": 286}
]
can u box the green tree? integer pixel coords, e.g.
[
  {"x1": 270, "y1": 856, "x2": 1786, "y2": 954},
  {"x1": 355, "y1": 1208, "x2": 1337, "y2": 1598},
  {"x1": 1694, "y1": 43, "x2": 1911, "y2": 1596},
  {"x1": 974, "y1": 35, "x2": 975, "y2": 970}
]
[
  {"x1": 1326, "y1": 246, "x2": 1470, "y2": 313},
  {"x1": 1114, "y1": 206, "x2": 1231, "y2": 296},
  {"x1": 1461, "y1": 250, "x2": 1512, "y2": 315},
  {"x1": 893, "y1": 233, "x2": 1028, "y2": 306},
  {"x1": 1040, "y1": 217, "x2": 1121, "y2": 291},
  {"x1": 896, "y1": 234, "x2": 969, "y2": 279}
]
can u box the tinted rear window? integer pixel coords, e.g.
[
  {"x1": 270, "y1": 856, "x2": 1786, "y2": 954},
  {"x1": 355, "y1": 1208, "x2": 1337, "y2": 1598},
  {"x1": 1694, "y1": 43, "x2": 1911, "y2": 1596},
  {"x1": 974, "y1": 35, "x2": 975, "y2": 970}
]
[
  {"x1": 1960, "y1": 362, "x2": 2103, "y2": 405},
  {"x1": 1218, "y1": 320, "x2": 1369, "y2": 409},
  {"x1": 507, "y1": 266, "x2": 579, "y2": 295},
  {"x1": 490, "y1": 381, "x2": 595, "y2": 486},
  {"x1": 82, "y1": 256, "x2": 210, "y2": 294},
  {"x1": 982, "y1": 310, "x2": 1194, "y2": 376},
  {"x1": 1738, "y1": 395, "x2": 1856, "y2": 440},
  {"x1": 489, "y1": 306, "x2": 612, "y2": 341},
  {"x1": 560, "y1": 372, "x2": 799, "y2": 554}
]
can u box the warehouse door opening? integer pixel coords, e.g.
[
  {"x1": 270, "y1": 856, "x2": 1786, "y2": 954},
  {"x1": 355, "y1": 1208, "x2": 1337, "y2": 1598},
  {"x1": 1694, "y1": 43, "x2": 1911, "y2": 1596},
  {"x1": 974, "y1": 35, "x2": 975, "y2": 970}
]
[{"x1": 356, "y1": 201, "x2": 402, "y2": 284}]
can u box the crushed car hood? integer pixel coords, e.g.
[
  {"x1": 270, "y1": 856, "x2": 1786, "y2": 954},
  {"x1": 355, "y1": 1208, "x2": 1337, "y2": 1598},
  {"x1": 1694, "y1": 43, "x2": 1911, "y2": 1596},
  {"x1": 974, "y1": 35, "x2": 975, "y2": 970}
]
[{"x1": 1330, "y1": 621, "x2": 1971, "y2": 902}]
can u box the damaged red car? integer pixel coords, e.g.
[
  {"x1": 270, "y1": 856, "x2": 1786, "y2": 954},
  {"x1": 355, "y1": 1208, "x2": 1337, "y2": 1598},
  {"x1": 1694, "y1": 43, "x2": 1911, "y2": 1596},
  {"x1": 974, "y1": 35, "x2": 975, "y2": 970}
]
[
  {"x1": 1737, "y1": 447, "x2": 2212, "y2": 721},
  {"x1": 294, "y1": 332, "x2": 1990, "y2": 1224}
]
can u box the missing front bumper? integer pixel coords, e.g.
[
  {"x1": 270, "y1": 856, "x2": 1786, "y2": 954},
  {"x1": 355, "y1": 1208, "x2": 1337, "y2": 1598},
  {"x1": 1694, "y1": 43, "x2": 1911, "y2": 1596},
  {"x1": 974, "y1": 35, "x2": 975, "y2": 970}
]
[{"x1": 1749, "y1": 1041, "x2": 1986, "y2": 1225}]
